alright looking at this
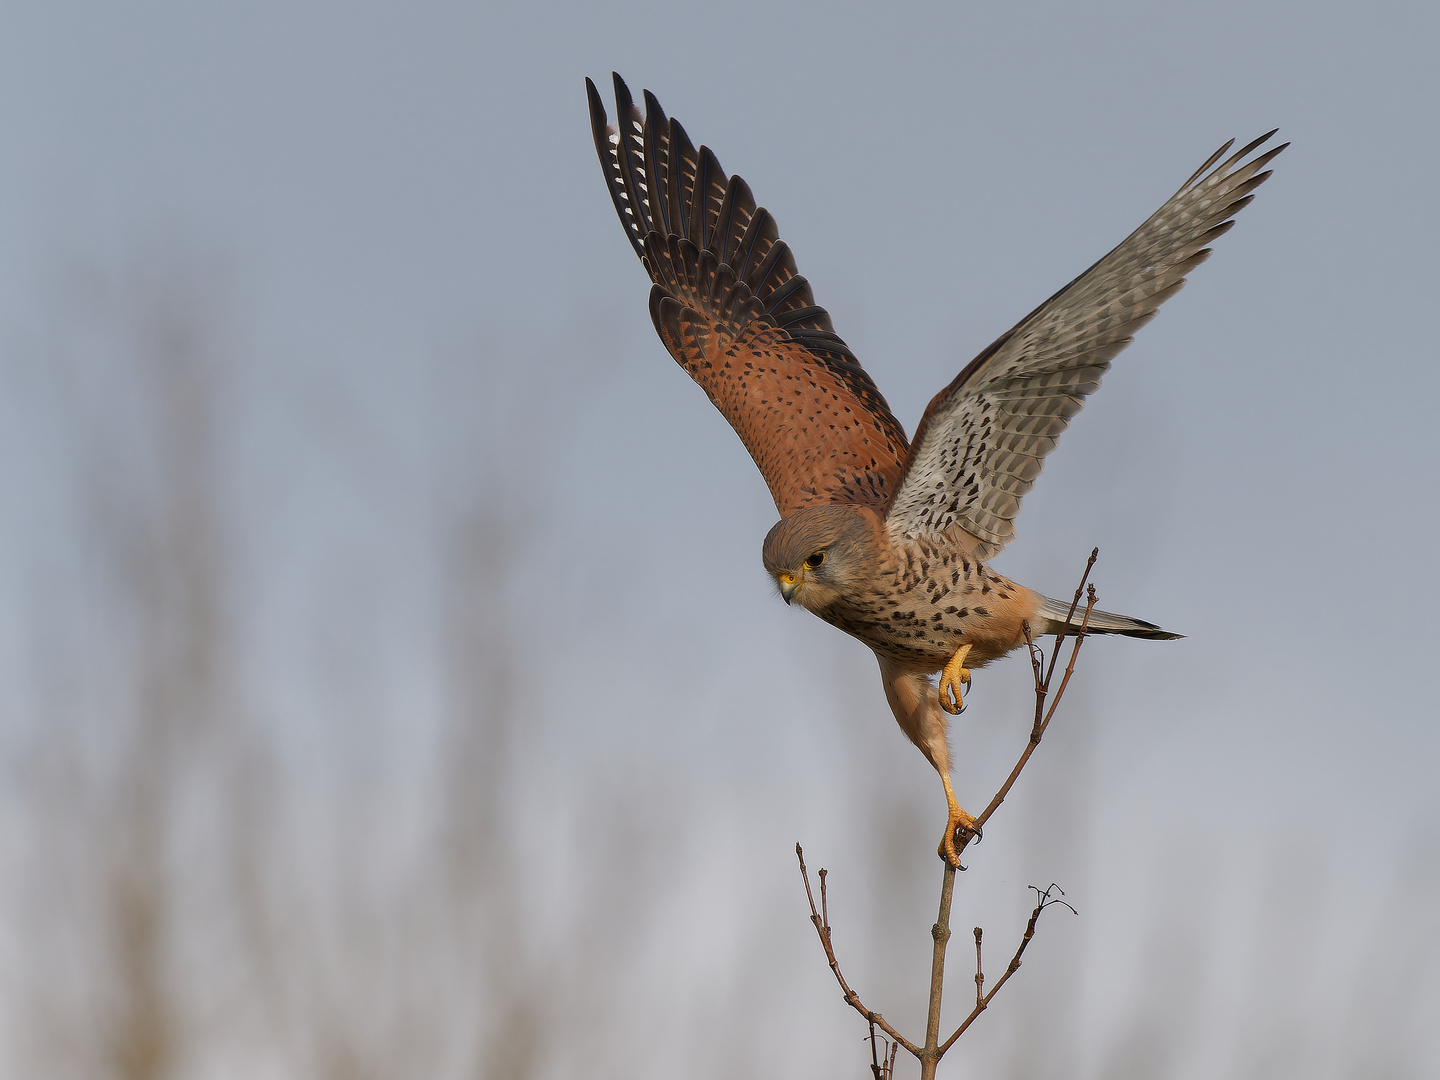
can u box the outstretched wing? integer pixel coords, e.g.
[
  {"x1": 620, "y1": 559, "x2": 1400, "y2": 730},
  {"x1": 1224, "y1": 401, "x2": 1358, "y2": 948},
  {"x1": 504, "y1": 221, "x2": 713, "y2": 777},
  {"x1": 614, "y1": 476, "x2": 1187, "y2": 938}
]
[
  {"x1": 588, "y1": 73, "x2": 909, "y2": 516},
  {"x1": 885, "y1": 132, "x2": 1286, "y2": 560}
]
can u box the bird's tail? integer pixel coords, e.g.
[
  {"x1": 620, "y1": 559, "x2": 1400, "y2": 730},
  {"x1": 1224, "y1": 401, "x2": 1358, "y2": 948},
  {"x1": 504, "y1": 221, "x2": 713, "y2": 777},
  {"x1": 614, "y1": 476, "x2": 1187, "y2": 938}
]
[{"x1": 1035, "y1": 594, "x2": 1182, "y2": 640}]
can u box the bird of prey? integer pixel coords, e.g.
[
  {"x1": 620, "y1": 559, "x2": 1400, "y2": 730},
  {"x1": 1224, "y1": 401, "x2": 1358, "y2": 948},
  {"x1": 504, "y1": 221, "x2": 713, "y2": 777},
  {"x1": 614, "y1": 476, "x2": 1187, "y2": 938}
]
[{"x1": 587, "y1": 73, "x2": 1283, "y2": 866}]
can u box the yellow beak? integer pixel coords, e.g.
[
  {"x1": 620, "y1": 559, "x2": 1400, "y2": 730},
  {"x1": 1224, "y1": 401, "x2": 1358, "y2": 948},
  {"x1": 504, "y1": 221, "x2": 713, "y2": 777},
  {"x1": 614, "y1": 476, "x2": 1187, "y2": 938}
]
[{"x1": 779, "y1": 572, "x2": 802, "y2": 605}]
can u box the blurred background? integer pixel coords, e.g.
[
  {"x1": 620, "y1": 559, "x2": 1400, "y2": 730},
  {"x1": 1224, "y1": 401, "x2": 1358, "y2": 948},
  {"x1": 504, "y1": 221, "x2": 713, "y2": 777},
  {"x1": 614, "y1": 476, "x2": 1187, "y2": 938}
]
[{"x1": 2, "y1": 2, "x2": 1437, "y2": 1077}]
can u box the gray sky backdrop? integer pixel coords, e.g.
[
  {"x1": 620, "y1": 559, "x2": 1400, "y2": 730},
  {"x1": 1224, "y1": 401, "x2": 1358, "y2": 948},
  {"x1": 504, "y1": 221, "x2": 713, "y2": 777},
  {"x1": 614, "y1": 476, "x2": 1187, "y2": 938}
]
[{"x1": 2, "y1": 2, "x2": 1438, "y2": 1078}]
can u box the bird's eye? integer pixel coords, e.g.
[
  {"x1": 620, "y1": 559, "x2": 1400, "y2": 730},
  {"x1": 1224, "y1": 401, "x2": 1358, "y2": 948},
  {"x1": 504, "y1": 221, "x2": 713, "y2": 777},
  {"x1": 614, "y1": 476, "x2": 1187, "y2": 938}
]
[{"x1": 805, "y1": 550, "x2": 826, "y2": 568}]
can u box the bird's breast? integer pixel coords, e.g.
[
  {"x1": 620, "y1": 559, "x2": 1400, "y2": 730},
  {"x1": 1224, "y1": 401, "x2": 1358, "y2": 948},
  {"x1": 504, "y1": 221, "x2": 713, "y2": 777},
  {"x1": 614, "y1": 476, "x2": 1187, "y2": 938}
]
[{"x1": 810, "y1": 540, "x2": 1041, "y2": 671}]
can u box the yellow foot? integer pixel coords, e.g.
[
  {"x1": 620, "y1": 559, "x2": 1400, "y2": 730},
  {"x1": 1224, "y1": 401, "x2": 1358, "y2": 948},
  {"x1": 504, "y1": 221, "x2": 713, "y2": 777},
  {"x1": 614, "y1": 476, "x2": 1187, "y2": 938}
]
[
  {"x1": 937, "y1": 773, "x2": 981, "y2": 868},
  {"x1": 938, "y1": 642, "x2": 973, "y2": 715}
]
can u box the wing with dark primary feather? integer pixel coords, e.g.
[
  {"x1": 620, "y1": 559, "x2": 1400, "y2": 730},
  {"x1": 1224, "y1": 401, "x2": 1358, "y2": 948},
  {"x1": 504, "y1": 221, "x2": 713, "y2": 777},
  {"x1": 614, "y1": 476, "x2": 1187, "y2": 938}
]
[
  {"x1": 886, "y1": 133, "x2": 1286, "y2": 560},
  {"x1": 587, "y1": 73, "x2": 909, "y2": 516}
]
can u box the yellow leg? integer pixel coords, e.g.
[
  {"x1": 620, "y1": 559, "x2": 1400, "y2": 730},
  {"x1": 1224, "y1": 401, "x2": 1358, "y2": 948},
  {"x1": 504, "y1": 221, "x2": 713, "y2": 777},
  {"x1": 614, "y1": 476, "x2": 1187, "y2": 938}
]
[
  {"x1": 937, "y1": 772, "x2": 980, "y2": 867},
  {"x1": 938, "y1": 642, "x2": 972, "y2": 715}
]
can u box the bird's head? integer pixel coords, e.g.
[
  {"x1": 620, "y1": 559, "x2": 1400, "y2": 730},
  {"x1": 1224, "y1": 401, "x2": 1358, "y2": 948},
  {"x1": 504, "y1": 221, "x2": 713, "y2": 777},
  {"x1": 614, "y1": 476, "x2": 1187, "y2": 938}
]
[{"x1": 762, "y1": 505, "x2": 877, "y2": 613}]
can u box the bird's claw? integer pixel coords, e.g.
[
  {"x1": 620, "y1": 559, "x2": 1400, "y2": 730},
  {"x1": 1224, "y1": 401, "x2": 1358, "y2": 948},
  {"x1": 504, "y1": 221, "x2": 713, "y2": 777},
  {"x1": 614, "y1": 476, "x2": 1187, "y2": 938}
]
[
  {"x1": 937, "y1": 781, "x2": 982, "y2": 868},
  {"x1": 938, "y1": 810, "x2": 982, "y2": 867},
  {"x1": 938, "y1": 643, "x2": 973, "y2": 715}
]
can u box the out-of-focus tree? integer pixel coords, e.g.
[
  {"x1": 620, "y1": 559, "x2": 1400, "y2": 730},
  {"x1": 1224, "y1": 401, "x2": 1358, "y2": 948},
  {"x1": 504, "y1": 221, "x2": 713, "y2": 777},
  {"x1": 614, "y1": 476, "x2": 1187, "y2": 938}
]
[
  {"x1": 13, "y1": 268, "x2": 240, "y2": 1079},
  {"x1": 5, "y1": 260, "x2": 1437, "y2": 1080},
  {"x1": 7, "y1": 264, "x2": 668, "y2": 1079}
]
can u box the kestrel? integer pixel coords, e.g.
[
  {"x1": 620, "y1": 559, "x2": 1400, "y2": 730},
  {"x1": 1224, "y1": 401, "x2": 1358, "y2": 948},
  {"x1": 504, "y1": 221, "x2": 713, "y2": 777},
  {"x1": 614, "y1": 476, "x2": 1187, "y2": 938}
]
[{"x1": 587, "y1": 74, "x2": 1283, "y2": 866}]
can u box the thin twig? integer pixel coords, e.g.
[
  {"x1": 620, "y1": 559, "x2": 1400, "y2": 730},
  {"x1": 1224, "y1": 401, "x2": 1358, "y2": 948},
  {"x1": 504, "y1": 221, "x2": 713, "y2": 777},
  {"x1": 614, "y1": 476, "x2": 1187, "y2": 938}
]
[
  {"x1": 1043, "y1": 584, "x2": 1098, "y2": 730},
  {"x1": 1047, "y1": 547, "x2": 1099, "y2": 678},
  {"x1": 972, "y1": 580, "x2": 1097, "y2": 834},
  {"x1": 867, "y1": 1018, "x2": 899, "y2": 1080},
  {"x1": 937, "y1": 885, "x2": 1077, "y2": 1054},
  {"x1": 973, "y1": 927, "x2": 984, "y2": 1007},
  {"x1": 796, "y1": 845, "x2": 921, "y2": 1057}
]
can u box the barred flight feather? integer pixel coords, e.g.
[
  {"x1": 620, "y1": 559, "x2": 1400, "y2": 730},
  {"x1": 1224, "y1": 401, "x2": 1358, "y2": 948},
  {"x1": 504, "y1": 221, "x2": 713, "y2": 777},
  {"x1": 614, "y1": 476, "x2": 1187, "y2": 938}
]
[
  {"x1": 587, "y1": 73, "x2": 911, "y2": 515},
  {"x1": 886, "y1": 130, "x2": 1286, "y2": 559}
]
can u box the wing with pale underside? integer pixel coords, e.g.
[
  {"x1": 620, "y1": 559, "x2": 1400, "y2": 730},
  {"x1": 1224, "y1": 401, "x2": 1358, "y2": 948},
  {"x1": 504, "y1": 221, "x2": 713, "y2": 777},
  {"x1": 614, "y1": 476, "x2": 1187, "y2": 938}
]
[
  {"x1": 886, "y1": 132, "x2": 1286, "y2": 561},
  {"x1": 587, "y1": 73, "x2": 909, "y2": 516}
]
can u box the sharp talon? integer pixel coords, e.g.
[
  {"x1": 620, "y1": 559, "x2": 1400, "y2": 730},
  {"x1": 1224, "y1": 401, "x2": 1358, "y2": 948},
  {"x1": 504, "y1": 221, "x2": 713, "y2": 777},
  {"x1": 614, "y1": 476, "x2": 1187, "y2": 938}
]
[
  {"x1": 938, "y1": 775, "x2": 980, "y2": 868},
  {"x1": 938, "y1": 828, "x2": 972, "y2": 870},
  {"x1": 938, "y1": 836, "x2": 962, "y2": 868}
]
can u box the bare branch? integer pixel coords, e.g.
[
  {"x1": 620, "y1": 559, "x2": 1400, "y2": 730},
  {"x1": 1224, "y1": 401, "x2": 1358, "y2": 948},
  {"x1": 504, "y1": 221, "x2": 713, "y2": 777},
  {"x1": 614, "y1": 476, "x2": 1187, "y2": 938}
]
[
  {"x1": 938, "y1": 884, "x2": 1078, "y2": 1054},
  {"x1": 1045, "y1": 547, "x2": 1099, "y2": 682},
  {"x1": 795, "y1": 846, "x2": 921, "y2": 1057},
  {"x1": 973, "y1": 573, "x2": 1098, "y2": 834},
  {"x1": 867, "y1": 1018, "x2": 901, "y2": 1080},
  {"x1": 974, "y1": 927, "x2": 984, "y2": 1008}
]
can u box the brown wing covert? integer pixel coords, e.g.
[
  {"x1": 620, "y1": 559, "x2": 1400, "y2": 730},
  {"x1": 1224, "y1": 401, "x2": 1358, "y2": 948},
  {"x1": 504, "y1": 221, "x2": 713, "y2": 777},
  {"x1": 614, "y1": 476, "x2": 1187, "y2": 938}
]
[
  {"x1": 587, "y1": 73, "x2": 909, "y2": 515},
  {"x1": 885, "y1": 131, "x2": 1287, "y2": 560}
]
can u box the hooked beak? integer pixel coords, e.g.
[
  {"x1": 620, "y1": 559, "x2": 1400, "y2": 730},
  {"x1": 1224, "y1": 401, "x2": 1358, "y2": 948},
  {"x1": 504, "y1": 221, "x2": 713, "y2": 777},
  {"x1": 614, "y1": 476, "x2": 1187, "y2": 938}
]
[{"x1": 778, "y1": 572, "x2": 802, "y2": 605}]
